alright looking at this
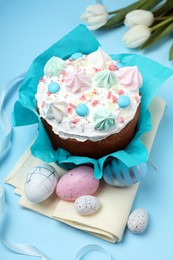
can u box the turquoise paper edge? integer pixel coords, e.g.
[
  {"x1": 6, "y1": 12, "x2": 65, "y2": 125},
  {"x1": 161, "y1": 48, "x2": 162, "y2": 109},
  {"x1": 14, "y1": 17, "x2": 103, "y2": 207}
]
[{"x1": 11, "y1": 25, "x2": 173, "y2": 179}]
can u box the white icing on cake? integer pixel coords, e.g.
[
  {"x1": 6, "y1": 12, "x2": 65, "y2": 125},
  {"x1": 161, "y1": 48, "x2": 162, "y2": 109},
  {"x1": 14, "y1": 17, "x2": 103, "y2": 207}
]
[{"x1": 35, "y1": 47, "x2": 142, "y2": 142}]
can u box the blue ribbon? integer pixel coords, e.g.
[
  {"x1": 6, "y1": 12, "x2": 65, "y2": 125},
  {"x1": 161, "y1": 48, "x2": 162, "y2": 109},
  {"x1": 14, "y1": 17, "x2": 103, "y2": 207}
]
[
  {"x1": 75, "y1": 244, "x2": 112, "y2": 260},
  {"x1": 0, "y1": 73, "x2": 26, "y2": 155},
  {"x1": 0, "y1": 184, "x2": 5, "y2": 214},
  {"x1": 0, "y1": 183, "x2": 112, "y2": 259},
  {"x1": 0, "y1": 184, "x2": 49, "y2": 260}
]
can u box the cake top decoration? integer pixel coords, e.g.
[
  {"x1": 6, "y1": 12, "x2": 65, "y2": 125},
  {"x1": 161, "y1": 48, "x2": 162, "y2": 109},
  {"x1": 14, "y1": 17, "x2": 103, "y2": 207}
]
[
  {"x1": 76, "y1": 104, "x2": 89, "y2": 117},
  {"x1": 94, "y1": 106, "x2": 115, "y2": 130},
  {"x1": 64, "y1": 70, "x2": 91, "y2": 94},
  {"x1": 94, "y1": 70, "x2": 117, "y2": 89},
  {"x1": 48, "y1": 82, "x2": 60, "y2": 93},
  {"x1": 45, "y1": 101, "x2": 67, "y2": 122},
  {"x1": 87, "y1": 46, "x2": 113, "y2": 68},
  {"x1": 117, "y1": 95, "x2": 130, "y2": 108},
  {"x1": 36, "y1": 47, "x2": 141, "y2": 141},
  {"x1": 70, "y1": 52, "x2": 83, "y2": 60},
  {"x1": 44, "y1": 56, "x2": 66, "y2": 77},
  {"x1": 117, "y1": 66, "x2": 142, "y2": 90}
]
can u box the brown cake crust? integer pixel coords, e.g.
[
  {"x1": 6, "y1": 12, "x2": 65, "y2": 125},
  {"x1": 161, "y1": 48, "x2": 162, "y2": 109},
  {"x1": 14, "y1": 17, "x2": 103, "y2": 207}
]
[{"x1": 40, "y1": 105, "x2": 140, "y2": 159}]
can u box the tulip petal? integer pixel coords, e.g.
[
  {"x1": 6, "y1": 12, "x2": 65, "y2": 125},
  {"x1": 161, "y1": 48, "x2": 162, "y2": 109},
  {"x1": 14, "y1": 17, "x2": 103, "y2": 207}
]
[
  {"x1": 124, "y1": 10, "x2": 154, "y2": 28},
  {"x1": 83, "y1": 15, "x2": 108, "y2": 25},
  {"x1": 85, "y1": 4, "x2": 108, "y2": 15},
  {"x1": 123, "y1": 25, "x2": 151, "y2": 48},
  {"x1": 81, "y1": 3, "x2": 108, "y2": 30}
]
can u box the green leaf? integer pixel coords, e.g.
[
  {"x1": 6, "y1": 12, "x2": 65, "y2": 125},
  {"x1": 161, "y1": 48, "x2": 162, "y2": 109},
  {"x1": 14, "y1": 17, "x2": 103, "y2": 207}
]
[
  {"x1": 169, "y1": 44, "x2": 173, "y2": 60},
  {"x1": 139, "y1": 0, "x2": 161, "y2": 10},
  {"x1": 153, "y1": 0, "x2": 173, "y2": 17},
  {"x1": 140, "y1": 22, "x2": 173, "y2": 49},
  {"x1": 100, "y1": 0, "x2": 161, "y2": 30},
  {"x1": 100, "y1": 0, "x2": 147, "y2": 30}
]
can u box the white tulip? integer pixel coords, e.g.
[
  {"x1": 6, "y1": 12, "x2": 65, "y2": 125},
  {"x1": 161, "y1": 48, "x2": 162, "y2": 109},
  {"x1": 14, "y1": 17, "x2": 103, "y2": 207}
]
[
  {"x1": 123, "y1": 25, "x2": 151, "y2": 48},
  {"x1": 81, "y1": 4, "x2": 108, "y2": 31},
  {"x1": 124, "y1": 10, "x2": 154, "y2": 28}
]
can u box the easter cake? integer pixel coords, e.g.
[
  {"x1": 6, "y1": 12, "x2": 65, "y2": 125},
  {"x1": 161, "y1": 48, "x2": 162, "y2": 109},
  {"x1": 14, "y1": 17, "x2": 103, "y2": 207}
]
[{"x1": 35, "y1": 47, "x2": 142, "y2": 158}]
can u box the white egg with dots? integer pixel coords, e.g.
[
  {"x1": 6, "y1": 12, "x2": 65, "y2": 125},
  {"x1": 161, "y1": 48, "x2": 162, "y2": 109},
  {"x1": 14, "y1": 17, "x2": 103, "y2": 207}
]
[
  {"x1": 127, "y1": 208, "x2": 148, "y2": 233},
  {"x1": 74, "y1": 195, "x2": 101, "y2": 215}
]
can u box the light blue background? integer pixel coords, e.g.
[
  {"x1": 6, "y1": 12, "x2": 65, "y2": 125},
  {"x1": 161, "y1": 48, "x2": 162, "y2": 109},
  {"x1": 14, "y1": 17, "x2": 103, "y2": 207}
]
[{"x1": 0, "y1": 1, "x2": 173, "y2": 259}]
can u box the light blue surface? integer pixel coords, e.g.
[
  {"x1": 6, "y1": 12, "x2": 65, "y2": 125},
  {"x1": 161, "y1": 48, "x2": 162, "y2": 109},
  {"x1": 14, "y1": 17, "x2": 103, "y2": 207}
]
[{"x1": 0, "y1": 1, "x2": 173, "y2": 260}]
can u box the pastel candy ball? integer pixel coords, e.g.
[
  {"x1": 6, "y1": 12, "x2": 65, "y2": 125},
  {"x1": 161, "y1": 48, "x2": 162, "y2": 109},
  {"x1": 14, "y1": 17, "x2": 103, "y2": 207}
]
[
  {"x1": 24, "y1": 164, "x2": 58, "y2": 203},
  {"x1": 48, "y1": 82, "x2": 60, "y2": 93},
  {"x1": 71, "y1": 52, "x2": 83, "y2": 60},
  {"x1": 127, "y1": 208, "x2": 148, "y2": 233},
  {"x1": 118, "y1": 95, "x2": 130, "y2": 108},
  {"x1": 56, "y1": 166, "x2": 100, "y2": 201},
  {"x1": 76, "y1": 103, "x2": 89, "y2": 116},
  {"x1": 74, "y1": 195, "x2": 101, "y2": 216}
]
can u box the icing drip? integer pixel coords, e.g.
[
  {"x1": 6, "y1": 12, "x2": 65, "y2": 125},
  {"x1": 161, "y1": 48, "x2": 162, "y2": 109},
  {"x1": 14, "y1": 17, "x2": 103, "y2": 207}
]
[
  {"x1": 117, "y1": 66, "x2": 142, "y2": 90},
  {"x1": 94, "y1": 70, "x2": 117, "y2": 89},
  {"x1": 45, "y1": 101, "x2": 67, "y2": 122},
  {"x1": 64, "y1": 70, "x2": 91, "y2": 94},
  {"x1": 94, "y1": 106, "x2": 115, "y2": 130},
  {"x1": 87, "y1": 47, "x2": 112, "y2": 69},
  {"x1": 44, "y1": 56, "x2": 66, "y2": 77}
]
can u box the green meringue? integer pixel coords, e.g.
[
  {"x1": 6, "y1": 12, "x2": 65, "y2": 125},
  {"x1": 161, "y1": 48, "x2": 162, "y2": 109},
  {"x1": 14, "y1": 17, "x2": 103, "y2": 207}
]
[
  {"x1": 94, "y1": 106, "x2": 115, "y2": 130},
  {"x1": 44, "y1": 56, "x2": 66, "y2": 77},
  {"x1": 94, "y1": 70, "x2": 117, "y2": 89}
]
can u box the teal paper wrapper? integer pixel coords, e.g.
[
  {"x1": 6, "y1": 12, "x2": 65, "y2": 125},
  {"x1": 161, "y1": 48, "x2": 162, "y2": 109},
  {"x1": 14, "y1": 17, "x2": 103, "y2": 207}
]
[{"x1": 12, "y1": 25, "x2": 173, "y2": 179}]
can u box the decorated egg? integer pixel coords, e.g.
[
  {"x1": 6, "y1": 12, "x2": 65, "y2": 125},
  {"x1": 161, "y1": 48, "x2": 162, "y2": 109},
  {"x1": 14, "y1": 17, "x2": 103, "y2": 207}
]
[
  {"x1": 24, "y1": 164, "x2": 58, "y2": 203},
  {"x1": 127, "y1": 208, "x2": 148, "y2": 233},
  {"x1": 103, "y1": 158, "x2": 147, "y2": 187},
  {"x1": 56, "y1": 166, "x2": 99, "y2": 201},
  {"x1": 74, "y1": 195, "x2": 101, "y2": 216}
]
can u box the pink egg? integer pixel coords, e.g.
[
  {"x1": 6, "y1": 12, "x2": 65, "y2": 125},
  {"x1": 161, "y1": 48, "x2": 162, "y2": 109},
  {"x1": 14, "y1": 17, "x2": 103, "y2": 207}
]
[{"x1": 56, "y1": 166, "x2": 99, "y2": 201}]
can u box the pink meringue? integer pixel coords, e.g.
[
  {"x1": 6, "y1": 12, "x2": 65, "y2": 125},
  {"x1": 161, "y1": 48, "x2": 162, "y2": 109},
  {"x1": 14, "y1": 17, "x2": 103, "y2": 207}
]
[
  {"x1": 64, "y1": 70, "x2": 91, "y2": 94},
  {"x1": 118, "y1": 66, "x2": 142, "y2": 90}
]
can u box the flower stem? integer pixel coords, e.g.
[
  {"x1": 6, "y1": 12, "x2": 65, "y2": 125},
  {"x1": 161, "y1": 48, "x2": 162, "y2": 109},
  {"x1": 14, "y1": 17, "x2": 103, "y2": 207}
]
[
  {"x1": 154, "y1": 16, "x2": 171, "y2": 21},
  {"x1": 151, "y1": 16, "x2": 173, "y2": 31},
  {"x1": 108, "y1": 10, "x2": 119, "y2": 15},
  {"x1": 107, "y1": 0, "x2": 148, "y2": 15}
]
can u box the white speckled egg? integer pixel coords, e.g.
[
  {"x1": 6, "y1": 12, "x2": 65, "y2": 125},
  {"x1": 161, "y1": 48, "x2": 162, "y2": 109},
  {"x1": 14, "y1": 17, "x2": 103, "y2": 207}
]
[
  {"x1": 127, "y1": 208, "x2": 148, "y2": 233},
  {"x1": 24, "y1": 164, "x2": 58, "y2": 203},
  {"x1": 74, "y1": 195, "x2": 101, "y2": 216}
]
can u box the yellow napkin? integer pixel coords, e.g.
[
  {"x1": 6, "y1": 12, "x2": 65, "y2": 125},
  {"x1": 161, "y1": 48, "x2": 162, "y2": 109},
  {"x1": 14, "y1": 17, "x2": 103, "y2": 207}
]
[{"x1": 5, "y1": 97, "x2": 165, "y2": 243}]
